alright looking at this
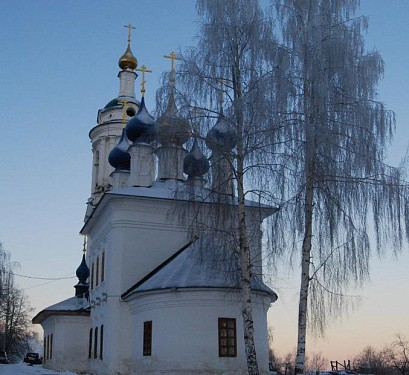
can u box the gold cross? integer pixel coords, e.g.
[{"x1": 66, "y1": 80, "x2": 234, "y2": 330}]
[
  {"x1": 136, "y1": 65, "x2": 152, "y2": 96},
  {"x1": 164, "y1": 51, "x2": 181, "y2": 87},
  {"x1": 164, "y1": 51, "x2": 181, "y2": 72},
  {"x1": 118, "y1": 99, "x2": 129, "y2": 127},
  {"x1": 124, "y1": 23, "x2": 135, "y2": 43}
]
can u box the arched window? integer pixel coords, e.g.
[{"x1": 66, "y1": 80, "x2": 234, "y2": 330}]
[
  {"x1": 94, "y1": 327, "x2": 98, "y2": 359},
  {"x1": 143, "y1": 321, "x2": 152, "y2": 356},
  {"x1": 96, "y1": 256, "x2": 99, "y2": 286},
  {"x1": 44, "y1": 337, "x2": 47, "y2": 362},
  {"x1": 101, "y1": 252, "x2": 105, "y2": 283},
  {"x1": 89, "y1": 328, "x2": 93, "y2": 359},
  {"x1": 50, "y1": 334, "x2": 53, "y2": 359},
  {"x1": 100, "y1": 325, "x2": 104, "y2": 360},
  {"x1": 46, "y1": 335, "x2": 50, "y2": 360}
]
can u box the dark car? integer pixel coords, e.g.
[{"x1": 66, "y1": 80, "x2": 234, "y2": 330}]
[
  {"x1": 23, "y1": 352, "x2": 42, "y2": 365},
  {"x1": 0, "y1": 350, "x2": 9, "y2": 364}
]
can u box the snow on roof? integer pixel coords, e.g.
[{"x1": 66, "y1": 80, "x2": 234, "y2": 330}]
[
  {"x1": 106, "y1": 180, "x2": 276, "y2": 209},
  {"x1": 32, "y1": 296, "x2": 90, "y2": 324},
  {"x1": 121, "y1": 238, "x2": 278, "y2": 301},
  {"x1": 42, "y1": 296, "x2": 89, "y2": 311}
]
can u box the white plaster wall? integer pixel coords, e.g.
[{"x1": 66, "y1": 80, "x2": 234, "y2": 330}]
[
  {"x1": 125, "y1": 289, "x2": 273, "y2": 375},
  {"x1": 41, "y1": 314, "x2": 90, "y2": 373}
]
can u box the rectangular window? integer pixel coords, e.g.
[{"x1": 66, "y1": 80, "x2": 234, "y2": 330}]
[
  {"x1": 100, "y1": 324, "x2": 104, "y2": 360},
  {"x1": 44, "y1": 337, "x2": 47, "y2": 362},
  {"x1": 218, "y1": 318, "x2": 237, "y2": 357},
  {"x1": 101, "y1": 252, "x2": 105, "y2": 282},
  {"x1": 50, "y1": 334, "x2": 53, "y2": 359},
  {"x1": 143, "y1": 321, "x2": 152, "y2": 356},
  {"x1": 46, "y1": 335, "x2": 50, "y2": 360},
  {"x1": 91, "y1": 263, "x2": 94, "y2": 290},
  {"x1": 96, "y1": 256, "x2": 99, "y2": 286},
  {"x1": 89, "y1": 328, "x2": 93, "y2": 359},
  {"x1": 94, "y1": 327, "x2": 98, "y2": 359}
]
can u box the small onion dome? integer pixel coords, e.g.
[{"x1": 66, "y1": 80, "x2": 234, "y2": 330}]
[
  {"x1": 108, "y1": 128, "x2": 131, "y2": 170},
  {"x1": 156, "y1": 93, "x2": 191, "y2": 146},
  {"x1": 183, "y1": 138, "x2": 210, "y2": 178},
  {"x1": 205, "y1": 113, "x2": 237, "y2": 152},
  {"x1": 118, "y1": 44, "x2": 138, "y2": 70},
  {"x1": 76, "y1": 254, "x2": 90, "y2": 284},
  {"x1": 125, "y1": 97, "x2": 155, "y2": 143}
]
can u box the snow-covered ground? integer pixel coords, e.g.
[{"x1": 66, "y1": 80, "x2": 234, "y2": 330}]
[{"x1": 0, "y1": 362, "x2": 80, "y2": 375}]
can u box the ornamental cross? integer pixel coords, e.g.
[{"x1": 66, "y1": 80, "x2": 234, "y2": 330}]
[
  {"x1": 118, "y1": 99, "x2": 129, "y2": 126},
  {"x1": 124, "y1": 23, "x2": 135, "y2": 43},
  {"x1": 164, "y1": 51, "x2": 181, "y2": 87},
  {"x1": 136, "y1": 65, "x2": 152, "y2": 96},
  {"x1": 164, "y1": 51, "x2": 181, "y2": 72}
]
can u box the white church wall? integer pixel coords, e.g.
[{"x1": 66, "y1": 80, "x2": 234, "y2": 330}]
[
  {"x1": 41, "y1": 315, "x2": 89, "y2": 373},
  {"x1": 87, "y1": 196, "x2": 190, "y2": 293},
  {"x1": 125, "y1": 289, "x2": 272, "y2": 375}
]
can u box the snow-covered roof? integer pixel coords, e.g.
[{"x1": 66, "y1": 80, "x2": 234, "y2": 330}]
[
  {"x1": 32, "y1": 296, "x2": 90, "y2": 324},
  {"x1": 105, "y1": 180, "x2": 275, "y2": 209},
  {"x1": 121, "y1": 238, "x2": 278, "y2": 301},
  {"x1": 82, "y1": 180, "x2": 277, "y2": 233}
]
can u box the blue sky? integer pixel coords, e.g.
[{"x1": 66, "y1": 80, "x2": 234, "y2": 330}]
[{"x1": 0, "y1": 0, "x2": 408, "y2": 362}]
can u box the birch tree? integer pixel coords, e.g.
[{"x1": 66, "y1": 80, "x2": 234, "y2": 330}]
[
  {"x1": 0, "y1": 242, "x2": 33, "y2": 356},
  {"x1": 165, "y1": 0, "x2": 288, "y2": 373},
  {"x1": 269, "y1": 1, "x2": 409, "y2": 373}
]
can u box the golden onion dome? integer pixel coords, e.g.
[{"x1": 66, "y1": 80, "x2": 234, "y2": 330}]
[{"x1": 118, "y1": 44, "x2": 138, "y2": 70}]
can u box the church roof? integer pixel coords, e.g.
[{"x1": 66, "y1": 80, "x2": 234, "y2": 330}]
[
  {"x1": 121, "y1": 238, "x2": 278, "y2": 301},
  {"x1": 32, "y1": 296, "x2": 90, "y2": 324},
  {"x1": 82, "y1": 182, "x2": 278, "y2": 234}
]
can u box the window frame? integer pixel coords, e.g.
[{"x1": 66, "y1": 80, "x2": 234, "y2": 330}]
[
  {"x1": 94, "y1": 327, "x2": 98, "y2": 359},
  {"x1": 218, "y1": 318, "x2": 237, "y2": 357},
  {"x1": 96, "y1": 256, "x2": 99, "y2": 287},
  {"x1": 89, "y1": 328, "x2": 93, "y2": 359},
  {"x1": 143, "y1": 321, "x2": 152, "y2": 356},
  {"x1": 101, "y1": 252, "x2": 105, "y2": 283},
  {"x1": 99, "y1": 324, "x2": 104, "y2": 360}
]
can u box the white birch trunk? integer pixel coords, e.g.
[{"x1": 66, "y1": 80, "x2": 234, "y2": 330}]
[
  {"x1": 237, "y1": 159, "x2": 259, "y2": 375},
  {"x1": 295, "y1": 77, "x2": 315, "y2": 374}
]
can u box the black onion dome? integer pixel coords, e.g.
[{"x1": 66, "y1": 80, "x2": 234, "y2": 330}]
[
  {"x1": 76, "y1": 254, "x2": 90, "y2": 284},
  {"x1": 108, "y1": 128, "x2": 131, "y2": 170},
  {"x1": 126, "y1": 97, "x2": 155, "y2": 143},
  {"x1": 183, "y1": 138, "x2": 210, "y2": 178},
  {"x1": 156, "y1": 92, "x2": 191, "y2": 146},
  {"x1": 205, "y1": 113, "x2": 237, "y2": 152}
]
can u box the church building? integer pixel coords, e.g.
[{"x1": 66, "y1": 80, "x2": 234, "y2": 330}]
[{"x1": 32, "y1": 27, "x2": 278, "y2": 375}]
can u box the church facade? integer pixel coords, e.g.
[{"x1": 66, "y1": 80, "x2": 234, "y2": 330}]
[{"x1": 32, "y1": 30, "x2": 277, "y2": 375}]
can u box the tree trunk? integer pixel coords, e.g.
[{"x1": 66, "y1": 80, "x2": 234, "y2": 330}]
[
  {"x1": 295, "y1": 74, "x2": 315, "y2": 374},
  {"x1": 237, "y1": 156, "x2": 259, "y2": 375},
  {"x1": 295, "y1": 176, "x2": 314, "y2": 375}
]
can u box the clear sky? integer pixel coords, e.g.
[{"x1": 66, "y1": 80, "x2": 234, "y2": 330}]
[{"x1": 0, "y1": 0, "x2": 408, "y2": 365}]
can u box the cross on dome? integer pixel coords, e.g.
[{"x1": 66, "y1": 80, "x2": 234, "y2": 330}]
[
  {"x1": 164, "y1": 51, "x2": 181, "y2": 89},
  {"x1": 136, "y1": 65, "x2": 152, "y2": 96},
  {"x1": 124, "y1": 23, "x2": 135, "y2": 44}
]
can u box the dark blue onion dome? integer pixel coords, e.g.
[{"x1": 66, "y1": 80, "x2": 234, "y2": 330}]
[
  {"x1": 76, "y1": 254, "x2": 90, "y2": 285},
  {"x1": 108, "y1": 128, "x2": 131, "y2": 170},
  {"x1": 156, "y1": 92, "x2": 191, "y2": 146},
  {"x1": 126, "y1": 96, "x2": 155, "y2": 143},
  {"x1": 183, "y1": 138, "x2": 210, "y2": 178},
  {"x1": 205, "y1": 113, "x2": 237, "y2": 152}
]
